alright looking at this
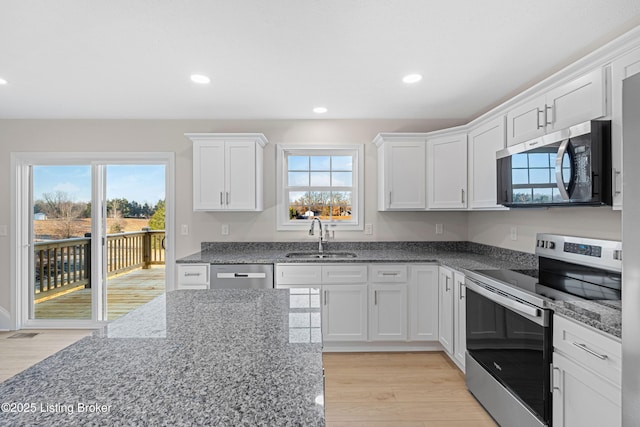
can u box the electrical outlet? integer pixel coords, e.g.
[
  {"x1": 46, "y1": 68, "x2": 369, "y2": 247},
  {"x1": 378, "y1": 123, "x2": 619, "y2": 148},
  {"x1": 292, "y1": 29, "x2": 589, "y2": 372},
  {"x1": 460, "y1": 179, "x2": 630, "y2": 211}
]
[
  {"x1": 435, "y1": 224, "x2": 443, "y2": 235},
  {"x1": 510, "y1": 226, "x2": 517, "y2": 241},
  {"x1": 221, "y1": 224, "x2": 230, "y2": 236},
  {"x1": 180, "y1": 224, "x2": 189, "y2": 235},
  {"x1": 364, "y1": 223, "x2": 373, "y2": 235}
]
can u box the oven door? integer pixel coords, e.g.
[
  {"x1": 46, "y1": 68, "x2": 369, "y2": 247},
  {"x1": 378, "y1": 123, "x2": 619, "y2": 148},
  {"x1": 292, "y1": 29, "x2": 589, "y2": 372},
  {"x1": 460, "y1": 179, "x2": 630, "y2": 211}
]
[{"x1": 465, "y1": 279, "x2": 552, "y2": 424}]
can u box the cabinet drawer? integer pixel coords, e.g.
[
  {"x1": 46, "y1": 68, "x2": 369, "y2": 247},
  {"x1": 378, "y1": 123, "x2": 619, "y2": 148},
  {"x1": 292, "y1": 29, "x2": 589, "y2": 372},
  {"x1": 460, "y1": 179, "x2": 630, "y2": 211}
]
[
  {"x1": 177, "y1": 264, "x2": 210, "y2": 287},
  {"x1": 553, "y1": 315, "x2": 621, "y2": 386},
  {"x1": 370, "y1": 265, "x2": 408, "y2": 283},
  {"x1": 275, "y1": 264, "x2": 322, "y2": 285},
  {"x1": 322, "y1": 265, "x2": 368, "y2": 284}
]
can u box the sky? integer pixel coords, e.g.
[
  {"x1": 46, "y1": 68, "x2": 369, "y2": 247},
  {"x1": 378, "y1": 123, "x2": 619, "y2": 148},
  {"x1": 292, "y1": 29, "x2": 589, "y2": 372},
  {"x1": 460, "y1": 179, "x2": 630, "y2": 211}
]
[{"x1": 33, "y1": 165, "x2": 166, "y2": 204}]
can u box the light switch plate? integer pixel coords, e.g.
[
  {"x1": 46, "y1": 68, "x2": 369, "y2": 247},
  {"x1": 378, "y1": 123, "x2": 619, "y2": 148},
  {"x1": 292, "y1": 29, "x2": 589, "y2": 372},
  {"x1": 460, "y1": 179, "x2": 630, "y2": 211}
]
[
  {"x1": 364, "y1": 224, "x2": 373, "y2": 235},
  {"x1": 180, "y1": 224, "x2": 189, "y2": 235},
  {"x1": 510, "y1": 227, "x2": 518, "y2": 241},
  {"x1": 221, "y1": 224, "x2": 230, "y2": 235},
  {"x1": 435, "y1": 224, "x2": 443, "y2": 235}
]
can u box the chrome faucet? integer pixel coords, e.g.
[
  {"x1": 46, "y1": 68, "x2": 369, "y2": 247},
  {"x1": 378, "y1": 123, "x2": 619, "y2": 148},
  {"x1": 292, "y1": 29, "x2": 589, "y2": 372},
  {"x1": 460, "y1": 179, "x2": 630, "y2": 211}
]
[{"x1": 309, "y1": 217, "x2": 324, "y2": 254}]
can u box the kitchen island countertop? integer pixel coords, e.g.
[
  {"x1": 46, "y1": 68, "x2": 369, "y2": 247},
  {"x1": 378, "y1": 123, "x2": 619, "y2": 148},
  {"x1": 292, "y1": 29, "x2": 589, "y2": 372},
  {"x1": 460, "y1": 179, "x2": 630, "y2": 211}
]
[{"x1": 0, "y1": 289, "x2": 324, "y2": 426}]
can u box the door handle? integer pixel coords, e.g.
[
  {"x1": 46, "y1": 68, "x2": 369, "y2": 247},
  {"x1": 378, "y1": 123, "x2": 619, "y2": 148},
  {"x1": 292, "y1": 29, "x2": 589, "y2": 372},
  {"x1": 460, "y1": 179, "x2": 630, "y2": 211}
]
[
  {"x1": 226, "y1": 192, "x2": 229, "y2": 205},
  {"x1": 545, "y1": 105, "x2": 553, "y2": 125},
  {"x1": 552, "y1": 365, "x2": 561, "y2": 392},
  {"x1": 459, "y1": 282, "x2": 465, "y2": 300},
  {"x1": 613, "y1": 168, "x2": 622, "y2": 196},
  {"x1": 461, "y1": 189, "x2": 465, "y2": 204},
  {"x1": 220, "y1": 192, "x2": 223, "y2": 206},
  {"x1": 537, "y1": 108, "x2": 545, "y2": 129},
  {"x1": 555, "y1": 138, "x2": 571, "y2": 201}
]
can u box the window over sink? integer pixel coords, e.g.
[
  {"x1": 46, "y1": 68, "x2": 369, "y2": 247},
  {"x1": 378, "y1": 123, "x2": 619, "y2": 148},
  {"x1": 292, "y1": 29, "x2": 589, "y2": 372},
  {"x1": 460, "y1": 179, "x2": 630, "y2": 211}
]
[{"x1": 276, "y1": 144, "x2": 364, "y2": 231}]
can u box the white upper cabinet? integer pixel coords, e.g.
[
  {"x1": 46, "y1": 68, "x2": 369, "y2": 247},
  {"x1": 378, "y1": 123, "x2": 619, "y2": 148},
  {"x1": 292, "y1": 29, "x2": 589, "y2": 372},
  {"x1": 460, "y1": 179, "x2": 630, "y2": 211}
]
[
  {"x1": 506, "y1": 68, "x2": 606, "y2": 146},
  {"x1": 373, "y1": 134, "x2": 427, "y2": 211},
  {"x1": 187, "y1": 133, "x2": 268, "y2": 211},
  {"x1": 611, "y1": 47, "x2": 640, "y2": 210},
  {"x1": 427, "y1": 132, "x2": 468, "y2": 209},
  {"x1": 468, "y1": 116, "x2": 506, "y2": 209}
]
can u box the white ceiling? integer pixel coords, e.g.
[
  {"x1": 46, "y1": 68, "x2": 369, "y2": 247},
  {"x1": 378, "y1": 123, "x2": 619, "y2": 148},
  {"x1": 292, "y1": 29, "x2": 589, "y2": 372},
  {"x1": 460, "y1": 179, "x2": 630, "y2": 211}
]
[{"x1": 2, "y1": 0, "x2": 640, "y2": 120}]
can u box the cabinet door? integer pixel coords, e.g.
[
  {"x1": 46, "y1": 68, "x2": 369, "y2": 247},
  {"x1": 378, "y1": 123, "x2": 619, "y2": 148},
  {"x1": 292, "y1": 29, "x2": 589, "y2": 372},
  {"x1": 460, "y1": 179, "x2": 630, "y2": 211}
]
[
  {"x1": 506, "y1": 95, "x2": 546, "y2": 146},
  {"x1": 547, "y1": 68, "x2": 605, "y2": 133},
  {"x1": 468, "y1": 117, "x2": 506, "y2": 209},
  {"x1": 193, "y1": 141, "x2": 225, "y2": 210},
  {"x1": 369, "y1": 283, "x2": 407, "y2": 341},
  {"x1": 453, "y1": 271, "x2": 466, "y2": 370},
  {"x1": 611, "y1": 48, "x2": 640, "y2": 210},
  {"x1": 552, "y1": 352, "x2": 621, "y2": 427},
  {"x1": 438, "y1": 267, "x2": 454, "y2": 354},
  {"x1": 427, "y1": 133, "x2": 468, "y2": 209},
  {"x1": 225, "y1": 141, "x2": 256, "y2": 210},
  {"x1": 380, "y1": 141, "x2": 426, "y2": 210},
  {"x1": 322, "y1": 284, "x2": 368, "y2": 342},
  {"x1": 177, "y1": 264, "x2": 210, "y2": 290},
  {"x1": 408, "y1": 265, "x2": 439, "y2": 341}
]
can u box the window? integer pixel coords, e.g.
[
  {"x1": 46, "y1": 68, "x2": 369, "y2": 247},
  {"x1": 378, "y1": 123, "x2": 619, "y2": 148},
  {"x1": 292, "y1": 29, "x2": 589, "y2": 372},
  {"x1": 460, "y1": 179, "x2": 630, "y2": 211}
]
[
  {"x1": 277, "y1": 144, "x2": 364, "y2": 230},
  {"x1": 511, "y1": 150, "x2": 571, "y2": 203}
]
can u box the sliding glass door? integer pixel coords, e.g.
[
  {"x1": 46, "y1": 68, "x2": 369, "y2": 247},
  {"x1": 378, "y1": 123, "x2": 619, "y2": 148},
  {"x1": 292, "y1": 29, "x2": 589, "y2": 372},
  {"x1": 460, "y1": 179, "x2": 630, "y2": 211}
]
[{"x1": 13, "y1": 153, "x2": 173, "y2": 328}]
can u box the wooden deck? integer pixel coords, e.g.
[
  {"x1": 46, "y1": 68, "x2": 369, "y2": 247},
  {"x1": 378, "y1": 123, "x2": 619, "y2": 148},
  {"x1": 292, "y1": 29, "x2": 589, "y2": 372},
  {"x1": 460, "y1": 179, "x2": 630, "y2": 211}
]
[{"x1": 34, "y1": 266, "x2": 165, "y2": 321}]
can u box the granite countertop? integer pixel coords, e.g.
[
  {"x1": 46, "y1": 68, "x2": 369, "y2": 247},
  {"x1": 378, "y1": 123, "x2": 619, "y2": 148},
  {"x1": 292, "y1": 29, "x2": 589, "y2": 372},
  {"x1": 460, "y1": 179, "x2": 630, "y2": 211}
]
[
  {"x1": 176, "y1": 241, "x2": 540, "y2": 272},
  {"x1": 0, "y1": 289, "x2": 324, "y2": 426},
  {"x1": 547, "y1": 299, "x2": 622, "y2": 339},
  {"x1": 177, "y1": 241, "x2": 622, "y2": 339}
]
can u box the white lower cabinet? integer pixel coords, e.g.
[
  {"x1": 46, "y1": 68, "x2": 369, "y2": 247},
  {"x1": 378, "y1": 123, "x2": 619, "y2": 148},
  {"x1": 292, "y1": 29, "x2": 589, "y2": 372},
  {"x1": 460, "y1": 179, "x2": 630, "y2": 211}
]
[
  {"x1": 275, "y1": 263, "x2": 440, "y2": 349},
  {"x1": 176, "y1": 264, "x2": 210, "y2": 290},
  {"x1": 552, "y1": 315, "x2": 621, "y2": 427},
  {"x1": 452, "y1": 271, "x2": 466, "y2": 369},
  {"x1": 408, "y1": 265, "x2": 439, "y2": 341},
  {"x1": 322, "y1": 284, "x2": 368, "y2": 341},
  {"x1": 438, "y1": 266, "x2": 454, "y2": 354},
  {"x1": 369, "y1": 265, "x2": 408, "y2": 341}
]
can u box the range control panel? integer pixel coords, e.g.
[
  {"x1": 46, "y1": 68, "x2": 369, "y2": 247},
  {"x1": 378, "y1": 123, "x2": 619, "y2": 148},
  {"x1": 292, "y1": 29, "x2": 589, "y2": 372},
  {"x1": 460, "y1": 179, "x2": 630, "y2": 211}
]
[
  {"x1": 563, "y1": 242, "x2": 602, "y2": 258},
  {"x1": 536, "y1": 233, "x2": 622, "y2": 272}
]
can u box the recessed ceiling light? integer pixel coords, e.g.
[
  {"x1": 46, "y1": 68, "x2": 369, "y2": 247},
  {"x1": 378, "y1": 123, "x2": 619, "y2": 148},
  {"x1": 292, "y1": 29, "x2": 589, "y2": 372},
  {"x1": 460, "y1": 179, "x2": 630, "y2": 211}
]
[
  {"x1": 0, "y1": 78, "x2": 7, "y2": 85},
  {"x1": 190, "y1": 74, "x2": 211, "y2": 84},
  {"x1": 313, "y1": 107, "x2": 328, "y2": 114},
  {"x1": 402, "y1": 74, "x2": 423, "y2": 84}
]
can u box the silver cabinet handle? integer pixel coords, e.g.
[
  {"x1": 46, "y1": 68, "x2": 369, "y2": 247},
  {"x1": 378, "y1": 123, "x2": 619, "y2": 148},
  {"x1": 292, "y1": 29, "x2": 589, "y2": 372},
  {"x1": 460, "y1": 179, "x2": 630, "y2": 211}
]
[
  {"x1": 459, "y1": 282, "x2": 464, "y2": 300},
  {"x1": 381, "y1": 272, "x2": 399, "y2": 276},
  {"x1": 545, "y1": 105, "x2": 553, "y2": 125},
  {"x1": 226, "y1": 192, "x2": 229, "y2": 205},
  {"x1": 537, "y1": 108, "x2": 544, "y2": 129},
  {"x1": 461, "y1": 189, "x2": 465, "y2": 204},
  {"x1": 323, "y1": 290, "x2": 328, "y2": 306},
  {"x1": 445, "y1": 276, "x2": 450, "y2": 292},
  {"x1": 613, "y1": 168, "x2": 622, "y2": 195},
  {"x1": 572, "y1": 342, "x2": 608, "y2": 360},
  {"x1": 374, "y1": 290, "x2": 377, "y2": 305},
  {"x1": 184, "y1": 272, "x2": 201, "y2": 277},
  {"x1": 389, "y1": 191, "x2": 392, "y2": 208},
  {"x1": 552, "y1": 365, "x2": 561, "y2": 392}
]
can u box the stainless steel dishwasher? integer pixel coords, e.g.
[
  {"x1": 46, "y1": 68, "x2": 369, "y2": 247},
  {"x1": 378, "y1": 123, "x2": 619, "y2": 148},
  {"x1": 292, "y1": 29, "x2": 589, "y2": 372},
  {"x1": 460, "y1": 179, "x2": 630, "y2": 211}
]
[{"x1": 209, "y1": 264, "x2": 274, "y2": 289}]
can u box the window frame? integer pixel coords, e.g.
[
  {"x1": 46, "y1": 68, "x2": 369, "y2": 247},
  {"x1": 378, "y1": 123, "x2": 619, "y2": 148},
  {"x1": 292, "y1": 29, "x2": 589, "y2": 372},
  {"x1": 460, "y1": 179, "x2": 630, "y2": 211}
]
[{"x1": 276, "y1": 144, "x2": 364, "y2": 231}]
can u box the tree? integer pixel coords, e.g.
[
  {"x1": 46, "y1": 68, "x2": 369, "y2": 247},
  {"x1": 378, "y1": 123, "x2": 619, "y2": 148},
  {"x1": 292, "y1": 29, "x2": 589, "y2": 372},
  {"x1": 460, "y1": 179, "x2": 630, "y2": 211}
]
[
  {"x1": 148, "y1": 200, "x2": 165, "y2": 230},
  {"x1": 38, "y1": 191, "x2": 86, "y2": 238}
]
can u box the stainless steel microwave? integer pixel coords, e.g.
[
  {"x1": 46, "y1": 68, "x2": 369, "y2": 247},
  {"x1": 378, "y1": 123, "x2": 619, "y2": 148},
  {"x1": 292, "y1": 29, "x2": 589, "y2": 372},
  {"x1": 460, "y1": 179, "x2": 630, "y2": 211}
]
[{"x1": 497, "y1": 120, "x2": 612, "y2": 207}]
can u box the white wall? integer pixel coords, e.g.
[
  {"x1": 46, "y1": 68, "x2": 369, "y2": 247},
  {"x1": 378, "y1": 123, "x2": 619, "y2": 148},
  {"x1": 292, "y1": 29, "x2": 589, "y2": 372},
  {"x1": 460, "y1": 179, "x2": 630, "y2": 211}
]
[
  {"x1": 0, "y1": 118, "x2": 466, "y2": 317},
  {"x1": 0, "y1": 119, "x2": 623, "y2": 320},
  {"x1": 468, "y1": 207, "x2": 622, "y2": 253}
]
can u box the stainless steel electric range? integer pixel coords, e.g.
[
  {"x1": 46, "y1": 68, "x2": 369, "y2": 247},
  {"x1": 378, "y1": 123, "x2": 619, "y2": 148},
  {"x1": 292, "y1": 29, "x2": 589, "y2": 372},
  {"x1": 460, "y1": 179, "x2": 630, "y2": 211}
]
[{"x1": 464, "y1": 233, "x2": 622, "y2": 427}]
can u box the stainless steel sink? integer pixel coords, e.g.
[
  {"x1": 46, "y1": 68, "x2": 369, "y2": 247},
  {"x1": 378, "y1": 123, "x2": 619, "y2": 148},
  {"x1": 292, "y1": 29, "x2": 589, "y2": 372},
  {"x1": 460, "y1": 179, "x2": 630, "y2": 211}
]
[{"x1": 285, "y1": 251, "x2": 357, "y2": 259}]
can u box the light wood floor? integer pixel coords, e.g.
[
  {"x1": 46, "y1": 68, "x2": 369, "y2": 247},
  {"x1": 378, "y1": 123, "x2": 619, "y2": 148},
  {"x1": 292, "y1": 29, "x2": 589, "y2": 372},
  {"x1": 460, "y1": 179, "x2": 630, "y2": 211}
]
[
  {"x1": 0, "y1": 329, "x2": 92, "y2": 382},
  {"x1": 323, "y1": 352, "x2": 497, "y2": 427},
  {"x1": 34, "y1": 266, "x2": 165, "y2": 320},
  {"x1": 0, "y1": 330, "x2": 495, "y2": 426}
]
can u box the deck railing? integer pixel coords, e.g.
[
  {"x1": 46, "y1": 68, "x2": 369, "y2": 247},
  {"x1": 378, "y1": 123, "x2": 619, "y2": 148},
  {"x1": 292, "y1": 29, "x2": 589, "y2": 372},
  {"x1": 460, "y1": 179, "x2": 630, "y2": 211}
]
[{"x1": 34, "y1": 228, "x2": 165, "y2": 300}]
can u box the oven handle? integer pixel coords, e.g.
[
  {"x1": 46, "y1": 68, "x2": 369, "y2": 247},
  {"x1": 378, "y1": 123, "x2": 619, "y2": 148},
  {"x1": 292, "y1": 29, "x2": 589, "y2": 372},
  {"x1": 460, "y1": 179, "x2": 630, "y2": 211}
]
[{"x1": 465, "y1": 277, "x2": 543, "y2": 322}]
